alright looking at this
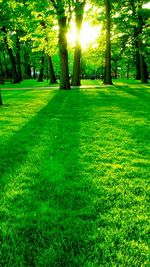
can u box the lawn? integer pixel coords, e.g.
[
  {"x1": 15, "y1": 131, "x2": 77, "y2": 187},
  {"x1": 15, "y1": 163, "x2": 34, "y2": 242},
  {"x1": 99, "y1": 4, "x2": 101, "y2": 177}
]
[
  {"x1": 0, "y1": 78, "x2": 101, "y2": 89},
  {"x1": 0, "y1": 79, "x2": 58, "y2": 89},
  {"x1": 0, "y1": 80, "x2": 149, "y2": 266}
]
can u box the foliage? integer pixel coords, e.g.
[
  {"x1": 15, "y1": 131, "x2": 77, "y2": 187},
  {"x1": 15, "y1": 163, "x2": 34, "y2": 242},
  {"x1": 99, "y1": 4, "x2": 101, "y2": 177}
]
[{"x1": 0, "y1": 0, "x2": 149, "y2": 82}]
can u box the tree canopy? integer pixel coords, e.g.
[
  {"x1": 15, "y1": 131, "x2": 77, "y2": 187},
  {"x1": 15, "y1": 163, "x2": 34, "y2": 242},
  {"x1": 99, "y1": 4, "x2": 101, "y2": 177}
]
[{"x1": 0, "y1": 0, "x2": 149, "y2": 89}]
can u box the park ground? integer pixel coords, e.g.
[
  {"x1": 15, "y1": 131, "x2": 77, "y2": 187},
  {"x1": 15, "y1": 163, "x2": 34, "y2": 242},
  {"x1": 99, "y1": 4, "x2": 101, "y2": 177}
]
[{"x1": 0, "y1": 79, "x2": 150, "y2": 266}]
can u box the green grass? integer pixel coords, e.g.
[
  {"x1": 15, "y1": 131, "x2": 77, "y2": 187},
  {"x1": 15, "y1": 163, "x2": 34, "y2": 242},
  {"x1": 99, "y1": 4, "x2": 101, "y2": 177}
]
[
  {"x1": 0, "y1": 81, "x2": 150, "y2": 266},
  {"x1": 0, "y1": 78, "x2": 102, "y2": 89},
  {"x1": 81, "y1": 79, "x2": 102, "y2": 86},
  {"x1": 1, "y1": 78, "x2": 149, "y2": 89},
  {"x1": 0, "y1": 79, "x2": 58, "y2": 89}
]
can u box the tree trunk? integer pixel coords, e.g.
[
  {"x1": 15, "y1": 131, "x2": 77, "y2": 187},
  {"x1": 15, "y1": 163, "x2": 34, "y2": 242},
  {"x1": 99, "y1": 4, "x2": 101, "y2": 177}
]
[
  {"x1": 139, "y1": 54, "x2": 148, "y2": 83},
  {"x1": 126, "y1": 63, "x2": 130, "y2": 79},
  {"x1": 137, "y1": 3, "x2": 148, "y2": 84},
  {"x1": 7, "y1": 45, "x2": 19, "y2": 83},
  {"x1": 33, "y1": 67, "x2": 36, "y2": 79},
  {"x1": 48, "y1": 55, "x2": 57, "y2": 84},
  {"x1": 38, "y1": 55, "x2": 44, "y2": 82},
  {"x1": 104, "y1": 0, "x2": 112, "y2": 85},
  {"x1": 72, "y1": 2, "x2": 85, "y2": 86},
  {"x1": 1, "y1": 28, "x2": 19, "y2": 83},
  {"x1": 135, "y1": 43, "x2": 141, "y2": 80},
  {"x1": 58, "y1": 16, "x2": 70, "y2": 90},
  {"x1": 138, "y1": 40, "x2": 148, "y2": 83},
  {"x1": 24, "y1": 47, "x2": 31, "y2": 79},
  {"x1": 72, "y1": 44, "x2": 81, "y2": 86},
  {"x1": 16, "y1": 34, "x2": 22, "y2": 81},
  {"x1": 27, "y1": 65, "x2": 31, "y2": 79}
]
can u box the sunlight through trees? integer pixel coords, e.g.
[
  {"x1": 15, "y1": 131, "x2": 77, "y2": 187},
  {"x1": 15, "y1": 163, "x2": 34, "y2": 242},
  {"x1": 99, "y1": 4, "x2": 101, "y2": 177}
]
[{"x1": 0, "y1": 0, "x2": 149, "y2": 90}]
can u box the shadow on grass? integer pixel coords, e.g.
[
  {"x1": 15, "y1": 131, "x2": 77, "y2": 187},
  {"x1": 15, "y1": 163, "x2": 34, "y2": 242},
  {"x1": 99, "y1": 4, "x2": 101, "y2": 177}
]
[
  {"x1": 113, "y1": 85, "x2": 150, "y2": 150},
  {"x1": 0, "y1": 90, "x2": 107, "y2": 266},
  {"x1": 0, "y1": 92, "x2": 59, "y2": 179},
  {"x1": 114, "y1": 83, "x2": 150, "y2": 101},
  {"x1": 0, "y1": 87, "x2": 149, "y2": 266}
]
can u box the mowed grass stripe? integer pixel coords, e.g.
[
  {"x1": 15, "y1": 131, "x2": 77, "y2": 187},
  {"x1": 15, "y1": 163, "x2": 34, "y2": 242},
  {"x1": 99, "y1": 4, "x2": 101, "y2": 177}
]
[{"x1": 0, "y1": 84, "x2": 149, "y2": 266}]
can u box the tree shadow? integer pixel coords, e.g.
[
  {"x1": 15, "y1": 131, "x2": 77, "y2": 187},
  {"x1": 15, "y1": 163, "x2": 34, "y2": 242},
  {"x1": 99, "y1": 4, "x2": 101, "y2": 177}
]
[
  {"x1": 0, "y1": 88, "x2": 149, "y2": 266},
  {"x1": 0, "y1": 90, "x2": 108, "y2": 266},
  {"x1": 114, "y1": 84, "x2": 150, "y2": 103}
]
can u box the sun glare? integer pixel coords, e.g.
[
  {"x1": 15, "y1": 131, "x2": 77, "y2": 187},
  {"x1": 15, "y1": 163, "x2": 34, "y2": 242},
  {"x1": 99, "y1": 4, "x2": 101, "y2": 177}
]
[
  {"x1": 67, "y1": 22, "x2": 101, "y2": 49},
  {"x1": 143, "y1": 2, "x2": 150, "y2": 8}
]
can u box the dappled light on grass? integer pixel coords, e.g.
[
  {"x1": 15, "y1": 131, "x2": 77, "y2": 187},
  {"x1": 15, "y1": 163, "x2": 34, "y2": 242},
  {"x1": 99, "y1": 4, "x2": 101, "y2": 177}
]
[
  {"x1": 113, "y1": 79, "x2": 150, "y2": 89},
  {"x1": 0, "y1": 90, "x2": 55, "y2": 140},
  {"x1": 0, "y1": 83, "x2": 150, "y2": 266}
]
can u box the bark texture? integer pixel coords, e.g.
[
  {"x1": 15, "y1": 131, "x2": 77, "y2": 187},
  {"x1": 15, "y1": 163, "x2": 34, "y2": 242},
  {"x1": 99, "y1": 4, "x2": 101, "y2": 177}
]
[
  {"x1": 1, "y1": 28, "x2": 19, "y2": 83},
  {"x1": 16, "y1": 33, "x2": 22, "y2": 81},
  {"x1": 104, "y1": 0, "x2": 112, "y2": 85},
  {"x1": 58, "y1": 16, "x2": 70, "y2": 89},
  {"x1": 48, "y1": 55, "x2": 57, "y2": 84},
  {"x1": 72, "y1": 1, "x2": 85, "y2": 86}
]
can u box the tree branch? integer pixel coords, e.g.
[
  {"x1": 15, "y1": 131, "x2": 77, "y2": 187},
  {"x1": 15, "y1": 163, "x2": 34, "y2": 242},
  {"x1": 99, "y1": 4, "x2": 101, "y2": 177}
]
[{"x1": 49, "y1": 0, "x2": 57, "y2": 9}]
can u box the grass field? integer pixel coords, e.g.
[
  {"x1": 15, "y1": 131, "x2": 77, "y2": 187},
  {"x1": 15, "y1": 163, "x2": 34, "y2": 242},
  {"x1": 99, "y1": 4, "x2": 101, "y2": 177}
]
[
  {"x1": 0, "y1": 79, "x2": 57, "y2": 89},
  {"x1": 0, "y1": 80, "x2": 150, "y2": 266},
  {"x1": 0, "y1": 78, "x2": 101, "y2": 89}
]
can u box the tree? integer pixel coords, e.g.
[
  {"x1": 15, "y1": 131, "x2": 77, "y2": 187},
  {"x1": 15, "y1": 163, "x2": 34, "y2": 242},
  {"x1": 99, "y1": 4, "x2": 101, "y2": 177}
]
[
  {"x1": 137, "y1": 6, "x2": 149, "y2": 83},
  {"x1": 0, "y1": 0, "x2": 149, "y2": 86},
  {"x1": 16, "y1": 31, "x2": 23, "y2": 81},
  {"x1": 23, "y1": 44, "x2": 32, "y2": 79},
  {"x1": 0, "y1": 0, "x2": 26, "y2": 83},
  {"x1": 71, "y1": 0, "x2": 85, "y2": 86},
  {"x1": 48, "y1": 55, "x2": 57, "y2": 84},
  {"x1": 50, "y1": 0, "x2": 71, "y2": 89},
  {"x1": 112, "y1": 0, "x2": 149, "y2": 83},
  {"x1": 40, "y1": 20, "x2": 57, "y2": 84},
  {"x1": 126, "y1": 0, "x2": 148, "y2": 82},
  {"x1": 1, "y1": 27, "x2": 20, "y2": 83},
  {"x1": 104, "y1": 0, "x2": 112, "y2": 84}
]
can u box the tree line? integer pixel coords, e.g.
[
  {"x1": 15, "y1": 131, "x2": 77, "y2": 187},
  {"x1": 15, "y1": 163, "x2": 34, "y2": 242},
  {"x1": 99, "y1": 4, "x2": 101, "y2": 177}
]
[{"x1": 0, "y1": 0, "x2": 149, "y2": 93}]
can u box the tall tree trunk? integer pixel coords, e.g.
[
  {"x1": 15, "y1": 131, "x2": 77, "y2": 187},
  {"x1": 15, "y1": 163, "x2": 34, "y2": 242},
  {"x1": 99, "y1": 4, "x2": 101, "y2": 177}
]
[
  {"x1": 72, "y1": 1, "x2": 85, "y2": 86},
  {"x1": 27, "y1": 65, "x2": 31, "y2": 79},
  {"x1": 6, "y1": 45, "x2": 19, "y2": 83},
  {"x1": 50, "y1": 0, "x2": 70, "y2": 89},
  {"x1": 58, "y1": 16, "x2": 70, "y2": 90},
  {"x1": 137, "y1": 3, "x2": 148, "y2": 83},
  {"x1": 48, "y1": 55, "x2": 57, "y2": 84},
  {"x1": 24, "y1": 47, "x2": 31, "y2": 79},
  {"x1": 138, "y1": 39, "x2": 148, "y2": 84},
  {"x1": 131, "y1": 1, "x2": 141, "y2": 80},
  {"x1": 135, "y1": 42, "x2": 141, "y2": 80},
  {"x1": 33, "y1": 67, "x2": 36, "y2": 79},
  {"x1": 104, "y1": 0, "x2": 112, "y2": 85},
  {"x1": 126, "y1": 63, "x2": 130, "y2": 79},
  {"x1": 1, "y1": 28, "x2": 19, "y2": 83},
  {"x1": 38, "y1": 55, "x2": 44, "y2": 82},
  {"x1": 16, "y1": 34, "x2": 22, "y2": 81},
  {"x1": 139, "y1": 50, "x2": 148, "y2": 83}
]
